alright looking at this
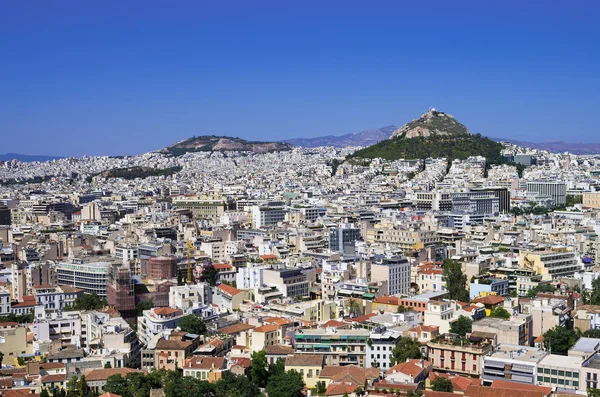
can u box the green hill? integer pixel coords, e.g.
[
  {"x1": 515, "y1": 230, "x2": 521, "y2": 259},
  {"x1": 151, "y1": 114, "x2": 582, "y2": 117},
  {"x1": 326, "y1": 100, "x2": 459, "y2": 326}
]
[{"x1": 349, "y1": 133, "x2": 505, "y2": 163}]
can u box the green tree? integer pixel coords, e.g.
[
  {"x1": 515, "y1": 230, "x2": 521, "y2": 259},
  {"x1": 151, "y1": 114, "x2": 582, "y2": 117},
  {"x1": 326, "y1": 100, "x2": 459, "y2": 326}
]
[
  {"x1": 583, "y1": 329, "x2": 600, "y2": 338},
  {"x1": 201, "y1": 264, "x2": 218, "y2": 286},
  {"x1": 104, "y1": 362, "x2": 112, "y2": 369},
  {"x1": 450, "y1": 315, "x2": 473, "y2": 337},
  {"x1": 442, "y1": 258, "x2": 469, "y2": 301},
  {"x1": 68, "y1": 293, "x2": 107, "y2": 311},
  {"x1": 397, "y1": 305, "x2": 407, "y2": 313},
  {"x1": 266, "y1": 370, "x2": 305, "y2": 397},
  {"x1": 585, "y1": 276, "x2": 600, "y2": 305},
  {"x1": 78, "y1": 375, "x2": 88, "y2": 397},
  {"x1": 104, "y1": 375, "x2": 128, "y2": 397},
  {"x1": 431, "y1": 377, "x2": 454, "y2": 392},
  {"x1": 250, "y1": 350, "x2": 269, "y2": 388},
  {"x1": 41, "y1": 389, "x2": 50, "y2": 397},
  {"x1": 489, "y1": 306, "x2": 511, "y2": 319},
  {"x1": 526, "y1": 284, "x2": 557, "y2": 298},
  {"x1": 135, "y1": 300, "x2": 154, "y2": 317},
  {"x1": 346, "y1": 298, "x2": 361, "y2": 317},
  {"x1": 588, "y1": 388, "x2": 600, "y2": 397},
  {"x1": 543, "y1": 326, "x2": 576, "y2": 355},
  {"x1": 315, "y1": 381, "x2": 327, "y2": 396},
  {"x1": 177, "y1": 315, "x2": 207, "y2": 335},
  {"x1": 214, "y1": 372, "x2": 260, "y2": 397},
  {"x1": 391, "y1": 337, "x2": 422, "y2": 364},
  {"x1": 267, "y1": 357, "x2": 285, "y2": 379}
]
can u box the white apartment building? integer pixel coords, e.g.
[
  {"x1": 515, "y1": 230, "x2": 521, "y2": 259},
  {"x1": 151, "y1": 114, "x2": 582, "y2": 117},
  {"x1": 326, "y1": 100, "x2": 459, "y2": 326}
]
[
  {"x1": 236, "y1": 265, "x2": 266, "y2": 290},
  {"x1": 366, "y1": 329, "x2": 402, "y2": 372},
  {"x1": 526, "y1": 181, "x2": 566, "y2": 206},
  {"x1": 251, "y1": 204, "x2": 287, "y2": 228},
  {"x1": 168, "y1": 284, "x2": 212, "y2": 310},
  {"x1": 137, "y1": 307, "x2": 185, "y2": 346},
  {"x1": 56, "y1": 260, "x2": 111, "y2": 297}
]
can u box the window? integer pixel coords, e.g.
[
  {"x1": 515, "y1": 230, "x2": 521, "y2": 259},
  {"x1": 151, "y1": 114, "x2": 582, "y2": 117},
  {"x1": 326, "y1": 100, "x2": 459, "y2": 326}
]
[
  {"x1": 551, "y1": 378, "x2": 557, "y2": 384},
  {"x1": 538, "y1": 376, "x2": 543, "y2": 382},
  {"x1": 543, "y1": 377, "x2": 550, "y2": 383},
  {"x1": 544, "y1": 368, "x2": 550, "y2": 374},
  {"x1": 566, "y1": 371, "x2": 572, "y2": 377},
  {"x1": 558, "y1": 370, "x2": 564, "y2": 376},
  {"x1": 551, "y1": 369, "x2": 557, "y2": 375},
  {"x1": 573, "y1": 381, "x2": 579, "y2": 387},
  {"x1": 538, "y1": 368, "x2": 543, "y2": 374}
]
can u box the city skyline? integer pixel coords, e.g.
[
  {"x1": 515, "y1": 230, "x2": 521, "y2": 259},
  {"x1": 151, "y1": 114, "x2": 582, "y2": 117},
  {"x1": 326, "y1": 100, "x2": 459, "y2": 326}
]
[{"x1": 2, "y1": 1, "x2": 599, "y2": 156}]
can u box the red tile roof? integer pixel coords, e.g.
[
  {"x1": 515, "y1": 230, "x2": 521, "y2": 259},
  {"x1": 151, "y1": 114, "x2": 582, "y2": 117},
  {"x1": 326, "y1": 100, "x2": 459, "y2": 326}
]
[{"x1": 217, "y1": 283, "x2": 242, "y2": 296}]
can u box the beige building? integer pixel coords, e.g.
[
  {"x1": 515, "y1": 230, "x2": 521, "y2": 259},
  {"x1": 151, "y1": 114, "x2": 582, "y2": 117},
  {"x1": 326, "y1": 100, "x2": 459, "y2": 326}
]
[
  {"x1": 583, "y1": 192, "x2": 600, "y2": 209},
  {"x1": 471, "y1": 316, "x2": 533, "y2": 346},
  {"x1": 520, "y1": 248, "x2": 583, "y2": 281},
  {"x1": 427, "y1": 333, "x2": 495, "y2": 377},
  {"x1": 172, "y1": 197, "x2": 230, "y2": 222},
  {"x1": 237, "y1": 324, "x2": 283, "y2": 353},
  {"x1": 284, "y1": 354, "x2": 325, "y2": 388},
  {"x1": 0, "y1": 322, "x2": 29, "y2": 363},
  {"x1": 183, "y1": 356, "x2": 226, "y2": 382}
]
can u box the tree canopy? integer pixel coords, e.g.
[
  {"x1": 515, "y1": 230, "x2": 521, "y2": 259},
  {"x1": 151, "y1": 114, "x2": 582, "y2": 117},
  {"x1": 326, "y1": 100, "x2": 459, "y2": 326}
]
[
  {"x1": 442, "y1": 258, "x2": 469, "y2": 301},
  {"x1": 177, "y1": 315, "x2": 207, "y2": 336},
  {"x1": 266, "y1": 370, "x2": 305, "y2": 397},
  {"x1": 431, "y1": 377, "x2": 454, "y2": 393},
  {"x1": 450, "y1": 315, "x2": 473, "y2": 337},
  {"x1": 391, "y1": 337, "x2": 422, "y2": 365},
  {"x1": 543, "y1": 326, "x2": 577, "y2": 355},
  {"x1": 68, "y1": 293, "x2": 107, "y2": 311},
  {"x1": 489, "y1": 306, "x2": 511, "y2": 319},
  {"x1": 249, "y1": 350, "x2": 269, "y2": 388},
  {"x1": 526, "y1": 284, "x2": 557, "y2": 298}
]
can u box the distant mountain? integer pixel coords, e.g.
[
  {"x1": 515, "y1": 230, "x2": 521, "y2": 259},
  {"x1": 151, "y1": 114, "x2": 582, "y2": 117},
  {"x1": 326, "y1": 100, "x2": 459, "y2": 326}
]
[
  {"x1": 492, "y1": 138, "x2": 600, "y2": 155},
  {"x1": 159, "y1": 136, "x2": 293, "y2": 156},
  {"x1": 349, "y1": 109, "x2": 504, "y2": 164},
  {"x1": 285, "y1": 125, "x2": 398, "y2": 148},
  {"x1": 0, "y1": 153, "x2": 64, "y2": 162},
  {"x1": 390, "y1": 108, "x2": 469, "y2": 139}
]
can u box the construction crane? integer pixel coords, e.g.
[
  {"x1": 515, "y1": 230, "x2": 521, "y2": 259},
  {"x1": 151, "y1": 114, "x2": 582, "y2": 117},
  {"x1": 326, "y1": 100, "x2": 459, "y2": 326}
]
[{"x1": 186, "y1": 240, "x2": 195, "y2": 284}]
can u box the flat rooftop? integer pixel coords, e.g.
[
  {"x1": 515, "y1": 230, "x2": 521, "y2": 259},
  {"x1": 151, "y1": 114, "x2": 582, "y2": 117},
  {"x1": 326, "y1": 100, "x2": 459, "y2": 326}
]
[{"x1": 485, "y1": 344, "x2": 547, "y2": 364}]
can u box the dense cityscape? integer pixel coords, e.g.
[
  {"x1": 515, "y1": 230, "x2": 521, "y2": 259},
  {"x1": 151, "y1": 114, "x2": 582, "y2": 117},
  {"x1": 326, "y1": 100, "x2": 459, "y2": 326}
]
[{"x1": 1, "y1": 109, "x2": 600, "y2": 397}]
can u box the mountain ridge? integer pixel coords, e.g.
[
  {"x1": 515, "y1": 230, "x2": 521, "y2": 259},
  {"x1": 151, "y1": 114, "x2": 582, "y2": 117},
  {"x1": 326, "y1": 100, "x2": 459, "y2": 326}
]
[
  {"x1": 159, "y1": 135, "x2": 293, "y2": 156},
  {"x1": 284, "y1": 125, "x2": 398, "y2": 148}
]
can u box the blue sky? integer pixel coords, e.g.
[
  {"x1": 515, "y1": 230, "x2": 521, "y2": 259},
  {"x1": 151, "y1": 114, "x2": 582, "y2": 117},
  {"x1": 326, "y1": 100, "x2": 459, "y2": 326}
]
[{"x1": 1, "y1": 1, "x2": 599, "y2": 156}]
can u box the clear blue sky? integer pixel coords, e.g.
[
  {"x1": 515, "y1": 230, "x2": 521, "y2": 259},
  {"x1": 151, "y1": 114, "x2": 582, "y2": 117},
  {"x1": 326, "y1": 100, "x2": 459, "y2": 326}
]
[{"x1": 1, "y1": 1, "x2": 599, "y2": 156}]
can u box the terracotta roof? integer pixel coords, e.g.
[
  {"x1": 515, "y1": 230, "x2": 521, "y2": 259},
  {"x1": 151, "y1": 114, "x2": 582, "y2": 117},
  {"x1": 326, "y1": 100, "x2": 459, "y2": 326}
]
[
  {"x1": 41, "y1": 374, "x2": 66, "y2": 383},
  {"x1": 254, "y1": 324, "x2": 279, "y2": 333},
  {"x1": 264, "y1": 344, "x2": 295, "y2": 355},
  {"x1": 285, "y1": 354, "x2": 324, "y2": 367},
  {"x1": 423, "y1": 392, "x2": 456, "y2": 397},
  {"x1": 472, "y1": 295, "x2": 505, "y2": 305},
  {"x1": 218, "y1": 323, "x2": 255, "y2": 335},
  {"x1": 325, "y1": 383, "x2": 357, "y2": 396},
  {"x1": 230, "y1": 357, "x2": 252, "y2": 368},
  {"x1": 534, "y1": 335, "x2": 544, "y2": 343},
  {"x1": 153, "y1": 307, "x2": 182, "y2": 316},
  {"x1": 155, "y1": 338, "x2": 193, "y2": 351},
  {"x1": 322, "y1": 320, "x2": 349, "y2": 328},
  {"x1": 465, "y1": 385, "x2": 549, "y2": 397},
  {"x1": 84, "y1": 368, "x2": 145, "y2": 382},
  {"x1": 385, "y1": 359, "x2": 431, "y2": 377},
  {"x1": 260, "y1": 254, "x2": 277, "y2": 259},
  {"x1": 320, "y1": 365, "x2": 379, "y2": 386},
  {"x1": 491, "y1": 380, "x2": 552, "y2": 395},
  {"x1": 0, "y1": 322, "x2": 18, "y2": 327},
  {"x1": 217, "y1": 283, "x2": 242, "y2": 296},
  {"x1": 263, "y1": 317, "x2": 293, "y2": 326},
  {"x1": 40, "y1": 362, "x2": 66, "y2": 370},
  {"x1": 213, "y1": 264, "x2": 233, "y2": 270},
  {"x1": 184, "y1": 357, "x2": 226, "y2": 370},
  {"x1": 347, "y1": 313, "x2": 377, "y2": 323},
  {"x1": 99, "y1": 393, "x2": 122, "y2": 397},
  {"x1": 374, "y1": 296, "x2": 401, "y2": 305}
]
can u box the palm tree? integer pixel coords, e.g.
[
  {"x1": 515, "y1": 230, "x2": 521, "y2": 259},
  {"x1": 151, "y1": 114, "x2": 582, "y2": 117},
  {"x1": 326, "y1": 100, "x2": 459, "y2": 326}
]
[{"x1": 346, "y1": 298, "x2": 361, "y2": 318}]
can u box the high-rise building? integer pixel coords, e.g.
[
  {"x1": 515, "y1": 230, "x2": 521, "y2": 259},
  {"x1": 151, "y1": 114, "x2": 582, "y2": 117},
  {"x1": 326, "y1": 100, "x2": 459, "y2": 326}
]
[
  {"x1": 371, "y1": 256, "x2": 410, "y2": 296},
  {"x1": 107, "y1": 265, "x2": 135, "y2": 311},
  {"x1": 0, "y1": 205, "x2": 10, "y2": 226},
  {"x1": 328, "y1": 224, "x2": 361, "y2": 253}
]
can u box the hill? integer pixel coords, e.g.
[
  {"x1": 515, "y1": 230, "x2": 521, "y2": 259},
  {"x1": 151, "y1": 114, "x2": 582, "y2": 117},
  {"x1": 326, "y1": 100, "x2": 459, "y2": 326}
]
[
  {"x1": 349, "y1": 110, "x2": 504, "y2": 164},
  {"x1": 0, "y1": 153, "x2": 64, "y2": 162},
  {"x1": 390, "y1": 108, "x2": 469, "y2": 139},
  {"x1": 285, "y1": 125, "x2": 397, "y2": 148},
  {"x1": 160, "y1": 136, "x2": 293, "y2": 156}
]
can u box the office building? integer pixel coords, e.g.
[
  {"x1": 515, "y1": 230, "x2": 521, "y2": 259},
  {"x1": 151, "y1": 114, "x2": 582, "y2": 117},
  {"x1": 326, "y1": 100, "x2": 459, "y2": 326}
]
[
  {"x1": 371, "y1": 256, "x2": 411, "y2": 296},
  {"x1": 526, "y1": 181, "x2": 566, "y2": 207},
  {"x1": 56, "y1": 260, "x2": 111, "y2": 297}
]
